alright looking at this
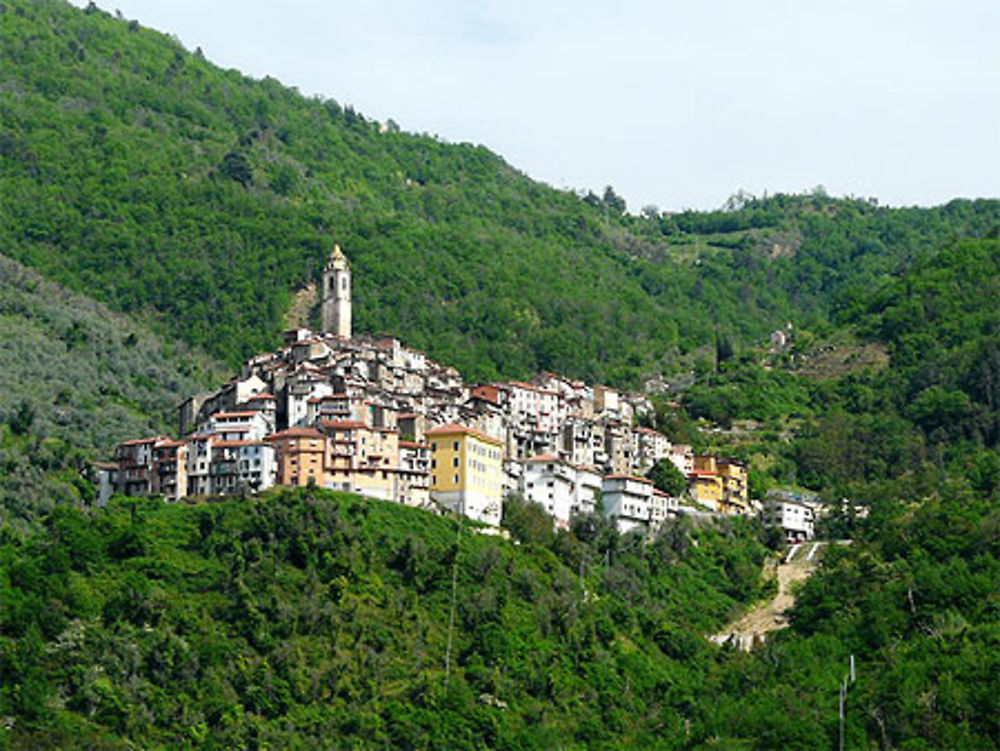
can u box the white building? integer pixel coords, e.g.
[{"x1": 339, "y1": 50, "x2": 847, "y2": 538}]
[
  {"x1": 521, "y1": 456, "x2": 605, "y2": 528},
  {"x1": 762, "y1": 497, "x2": 816, "y2": 542},
  {"x1": 633, "y1": 426, "x2": 671, "y2": 473},
  {"x1": 521, "y1": 455, "x2": 576, "y2": 528},
  {"x1": 649, "y1": 488, "x2": 680, "y2": 527},
  {"x1": 601, "y1": 474, "x2": 654, "y2": 534},
  {"x1": 572, "y1": 465, "x2": 602, "y2": 517},
  {"x1": 210, "y1": 440, "x2": 276, "y2": 495},
  {"x1": 667, "y1": 444, "x2": 694, "y2": 476},
  {"x1": 204, "y1": 410, "x2": 272, "y2": 442}
]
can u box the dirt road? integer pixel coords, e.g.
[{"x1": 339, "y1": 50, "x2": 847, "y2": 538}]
[{"x1": 710, "y1": 542, "x2": 824, "y2": 649}]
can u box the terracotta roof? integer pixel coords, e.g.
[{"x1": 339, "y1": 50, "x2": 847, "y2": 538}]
[
  {"x1": 524, "y1": 454, "x2": 564, "y2": 463},
  {"x1": 319, "y1": 420, "x2": 368, "y2": 430},
  {"x1": 399, "y1": 441, "x2": 429, "y2": 449},
  {"x1": 155, "y1": 440, "x2": 185, "y2": 448},
  {"x1": 214, "y1": 411, "x2": 258, "y2": 419},
  {"x1": 425, "y1": 423, "x2": 503, "y2": 446},
  {"x1": 119, "y1": 435, "x2": 168, "y2": 446},
  {"x1": 604, "y1": 474, "x2": 653, "y2": 485},
  {"x1": 247, "y1": 393, "x2": 275, "y2": 400},
  {"x1": 508, "y1": 381, "x2": 537, "y2": 392},
  {"x1": 265, "y1": 427, "x2": 325, "y2": 440},
  {"x1": 634, "y1": 426, "x2": 664, "y2": 436}
]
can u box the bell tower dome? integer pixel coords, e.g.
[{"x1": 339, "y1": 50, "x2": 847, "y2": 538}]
[{"x1": 321, "y1": 244, "x2": 351, "y2": 338}]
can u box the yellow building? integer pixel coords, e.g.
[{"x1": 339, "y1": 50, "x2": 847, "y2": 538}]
[
  {"x1": 718, "y1": 458, "x2": 749, "y2": 514},
  {"x1": 427, "y1": 423, "x2": 504, "y2": 525},
  {"x1": 688, "y1": 454, "x2": 750, "y2": 514},
  {"x1": 689, "y1": 470, "x2": 724, "y2": 510},
  {"x1": 689, "y1": 454, "x2": 724, "y2": 511}
]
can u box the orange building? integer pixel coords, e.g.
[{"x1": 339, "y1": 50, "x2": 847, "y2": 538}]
[
  {"x1": 265, "y1": 427, "x2": 328, "y2": 487},
  {"x1": 321, "y1": 419, "x2": 399, "y2": 499}
]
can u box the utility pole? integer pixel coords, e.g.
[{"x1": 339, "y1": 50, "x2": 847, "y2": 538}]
[
  {"x1": 444, "y1": 514, "x2": 463, "y2": 684},
  {"x1": 839, "y1": 654, "x2": 856, "y2": 751}
]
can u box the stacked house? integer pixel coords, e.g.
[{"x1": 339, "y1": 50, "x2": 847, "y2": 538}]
[{"x1": 102, "y1": 244, "x2": 748, "y2": 532}]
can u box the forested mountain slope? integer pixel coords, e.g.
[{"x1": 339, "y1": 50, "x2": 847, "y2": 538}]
[
  {"x1": 0, "y1": 489, "x2": 773, "y2": 749},
  {"x1": 0, "y1": 254, "x2": 221, "y2": 527},
  {"x1": 3, "y1": 0, "x2": 998, "y2": 386}
]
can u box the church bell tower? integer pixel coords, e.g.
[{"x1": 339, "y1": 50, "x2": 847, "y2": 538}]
[{"x1": 321, "y1": 244, "x2": 352, "y2": 339}]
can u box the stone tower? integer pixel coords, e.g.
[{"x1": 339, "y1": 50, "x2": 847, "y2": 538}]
[{"x1": 321, "y1": 244, "x2": 352, "y2": 338}]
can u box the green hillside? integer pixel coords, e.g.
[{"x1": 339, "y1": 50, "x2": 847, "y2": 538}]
[
  {"x1": 1, "y1": 2, "x2": 999, "y2": 748},
  {"x1": 0, "y1": 489, "x2": 772, "y2": 749},
  {"x1": 3, "y1": 0, "x2": 997, "y2": 386},
  {"x1": 0, "y1": 254, "x2": 221, "y2": 527},
  {"x1": 2, "y1": 481, "x2": 996, "y2": 749}
]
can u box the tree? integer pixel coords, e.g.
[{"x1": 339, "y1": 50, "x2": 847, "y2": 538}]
[
  {"x1": 501, "y1": 493, "x2": 554, "y2": 546},
  {"x1": 9, "y1": 400, "x2": 35, "y2": 435},
  {"x1": 602, "y1": 185, "x2": 627, "y2": 215},
  {"x1": 219, "y1": 151, "x2": 253, "y2": 187},
  {"x1": 646, "y1": 459, "x2": 688, "y2": 497}
]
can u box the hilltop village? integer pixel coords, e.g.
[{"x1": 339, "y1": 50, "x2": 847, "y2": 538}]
[{"x1": 99, "y1": 245, "x2": 788, "y2": 536}]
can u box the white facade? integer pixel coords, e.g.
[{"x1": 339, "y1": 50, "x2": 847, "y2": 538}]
[
  {"x1": 210, "y1": 441, "x2": 276, "y2": 495},
  {"x1": 668, "y1": 444, "x2": 694, "y2": 476},
  {"x1": 601, "y1": 475, "x2": 654, "y2": 534},
  {"x1": 205, "y1": 410, "x2": 272, "y2": 441},
  {"x1": 763, "y1": 498, "x2": 816, "y2": 541},
  {"x1": 573, "y1": 466, "x2": 602, "y2": 517},
  {"x1": 287, "y1": 380, "x2": 334, "y2": 427},
  {"x1": 521, "y1": 456, "x2": 576, "y2": 528},
  {"x1": 649, "y1": 488, "x2": 680, "y2": 527},
  {"x1": 633, "y1": 427, "x2": 670, "y2": 473}
]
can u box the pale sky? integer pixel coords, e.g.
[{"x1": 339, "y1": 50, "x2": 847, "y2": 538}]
[{"x1": 72, "y1": 1, "x2": 999, "y2": 211}]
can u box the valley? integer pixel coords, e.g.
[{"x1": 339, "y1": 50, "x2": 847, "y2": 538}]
[{"x1": 0, "y1": 2, "x2": 998, "y2": 749}]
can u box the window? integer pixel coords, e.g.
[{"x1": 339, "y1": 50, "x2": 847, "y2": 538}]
[
  {"x1": 453, "y1": 474, "x2": 459, "y2": 484},
  {"x1": 452, "y1": 457, "x2": 459, "y2": 467},
  {"x1": 453, "y1": 441, "x2": 459, "y2": 451}
]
